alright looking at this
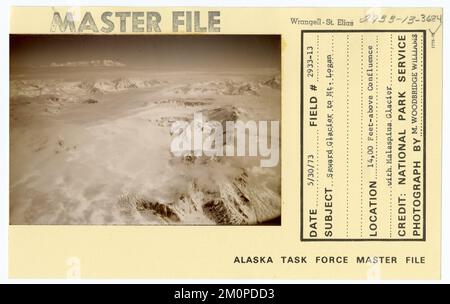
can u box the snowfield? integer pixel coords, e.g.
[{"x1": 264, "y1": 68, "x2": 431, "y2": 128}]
[{"x1": 10, "y1": 68, "x2": 281, "y2": 225}]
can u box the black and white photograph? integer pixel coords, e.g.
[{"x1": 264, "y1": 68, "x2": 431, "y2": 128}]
[{"x1": 9, "y1": 34, "x2": 281, "y2": 225}]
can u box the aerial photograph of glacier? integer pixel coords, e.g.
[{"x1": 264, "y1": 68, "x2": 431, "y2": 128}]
[{"x1": 10, "y1": 35, "x2": 281, "y2": 225}]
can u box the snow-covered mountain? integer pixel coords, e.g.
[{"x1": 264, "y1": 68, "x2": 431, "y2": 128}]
[
  {"x1": 10, "y1": 76, "x2": 280, "y2": 101},
  {"x1": 169, "y1": 76, "x2": 280, "y2": 96},
  {"x1": 117, "y1": 170, "x2": 280, "y2": 225},
  {"x1": 10, "y1": 78, "x2": 167, "y2": 99},
  {"x1": 49, "y1": 59, "x2": 126, "y2": 68},
  {"x1": 10, "y1": 72, "x2": 281, "y2": 225}
]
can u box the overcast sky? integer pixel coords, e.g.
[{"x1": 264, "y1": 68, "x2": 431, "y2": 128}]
[{"x1": 10, "y1": 35, "x2": 280, "y2": 70}]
